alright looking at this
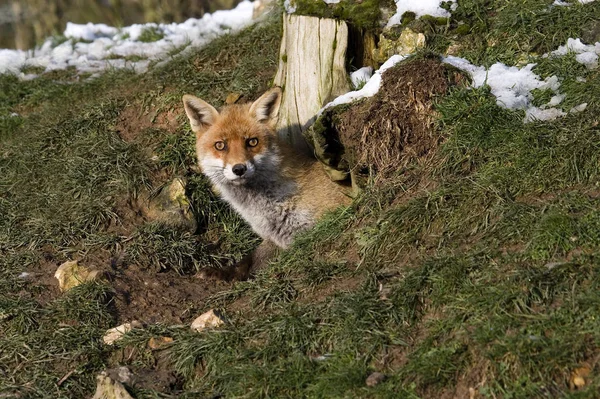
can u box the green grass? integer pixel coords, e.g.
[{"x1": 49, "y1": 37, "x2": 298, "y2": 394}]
[
  {"x1": 420, "y1": 0, "x2": 600, "y2": 67},
  {"x1": 137, "y1": 26, "x2": 164, "y2": 43},
  {"x1": 2, "y1": 1, "x2": 600, "y2": 398},
  {"x1": 160, "y1": 21, "x2": 600, "y2": 396},
  {"x1": 0, "y1": 283, "x2": 114, "y2": 398},
  {"x1": 0, "y1": 11, "x2": 282, "y2": 397}
]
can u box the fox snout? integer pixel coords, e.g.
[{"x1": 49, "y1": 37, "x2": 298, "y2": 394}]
[
  {"x1": 222, "y1": 159, "x2": 256, "y2": 182},
  {"x1": 232, "y1": 164, "x2": 247, "y2": 176}
]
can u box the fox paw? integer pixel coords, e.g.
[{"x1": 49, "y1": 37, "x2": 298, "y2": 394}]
[{"x1": 196, "y1": 261, "x2": 251, "y2": 282}]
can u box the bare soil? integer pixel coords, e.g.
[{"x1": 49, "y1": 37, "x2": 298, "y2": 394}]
[
  {"x1": 24, "y1": 254, "x2": 231, "y2": 326},
  {"x1": 115, "y1": 96, "x2": 181, "y2": 143},
  {"x1": 109, "y1": 264, "x2": 230, "y2": 324}
]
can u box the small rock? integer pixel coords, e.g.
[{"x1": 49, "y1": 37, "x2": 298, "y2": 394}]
[
  {"x1": 106, "y1": 366, "x2": 135, "y2": 385},
  {"x1": 309, "y1": 353, "x2": 333, "y2": 362},
  {"x1": 445, "y1": 43, "x2": 463, "y2": 56},
  {"x1": 148, "y1": 336, "x2": 174, "y2": 349},
  {"x1": 570, "y1": 103, "x2": 588, "y2": 114},
  {"x1": 191, "y1": 309, "x2": 226, "y2": 332},
  {"x1": 116, "y1": 366, "x2": 134, "y2": 385},
  {"x1": 366, "y1": 371, "x2": 387, "y2": 387},
  {"x1": 545, "y1": 261, "x2": 568, "y2": 270},
  {"x1": 54, "y1": 260, "x2": 102, "y2": 292},
  {"x1": 374, "y1": 28, "x2": 425, "y2": 63},
  {"x1": 103, "y1": 321, "x2": 143, "y2": 345},
  {"x1": 91, "y1": 371, "x2": 134, "y2": 399},
  {"x1": 378, "y1": 283, "x2": 392, "y2": 301},
  {"x1": 143, "y1": 177, "x2": 197, "y2": 232}
]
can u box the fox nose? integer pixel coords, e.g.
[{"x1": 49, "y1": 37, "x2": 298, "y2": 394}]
[{"x1": 232, "y1": 163, "x2": 247, "y2": 176}]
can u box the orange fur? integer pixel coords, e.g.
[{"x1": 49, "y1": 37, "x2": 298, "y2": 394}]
[{"x1": 183, "y1": 87, "x2": 351, "y2": 278}]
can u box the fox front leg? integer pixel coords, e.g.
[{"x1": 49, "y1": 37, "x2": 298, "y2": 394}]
[
  {"x1": 198, "y1": 240, "x2": 279, "y2": 281},
  {"x1": 230, "y1": 239, "x2": 279, "y2": 280}
]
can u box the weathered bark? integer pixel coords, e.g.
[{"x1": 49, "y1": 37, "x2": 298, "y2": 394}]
[{"x1": 274, "y1": 14, "x2": 350, "y2": 152}]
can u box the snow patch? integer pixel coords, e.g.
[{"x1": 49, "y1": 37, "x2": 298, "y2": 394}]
[
  {"x1": 446, "y1": 37, "x2": 599, "y2": 122},
  {"x1": 444, "y1": 56, "x2": 565, "y2": 123},
  {"x1": 0, "y1": 50, "x2": 27, "y2": 74},
  {"x1": 350, "y1": 67, "x2": 373, "y2": 89},
  {"x1": 65, "y1": 22, "x2": 118, "y2": 41},
  {"x1": 387, "y1": 0, "x2": 457, "y2": 27},
  {"x1": 524, "y1": 107, "x2": 566, "y2": 123},
  {"x1": 0, "y1": 1, "x2": 255, "y2": 77},
  {"x1": 320, "y1": 34, "x2": 596, "y2": 126},
  {"x1": 284, "y1": 0, "x2": 297, "y2": 13},
  {"x1": 320, "y1": 55, "x2": 407, "y2": 114},
  {"x1": 548, "y1": 38, "x2": 600, "y2": 69},
  {"x1": 554, "y1": 0, "x2": 597, "y2": 5},
  {"x1": 570, "y1": 103, "x2": 588, "y2": 113}
]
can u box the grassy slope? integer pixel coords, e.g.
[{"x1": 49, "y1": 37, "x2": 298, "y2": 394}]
[
  {"x1": 1, "y1": 1, "x2": 600, "y2": 398},
  {"x1": 0, "y1": 14, "x2": 281, "y2": 397}
]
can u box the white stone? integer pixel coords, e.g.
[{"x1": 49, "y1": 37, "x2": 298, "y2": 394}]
[
  {"x1": 103, "y1": 321, "x2": 142, "y2": 345},
  {"x1": 54, "y1": 260, "x2": 102, "y2": 292},
  {"x1": 190, "y1": 309, "x2": 226, "y2": 332},
  {"x1": 91, "y1": 372, "x2": 134, "y2": 399}
]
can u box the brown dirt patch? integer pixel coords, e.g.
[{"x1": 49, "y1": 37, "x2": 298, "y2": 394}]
[
  {"x1": 18, "y1": 258, "x2": 63, "y2": 306},
  {"x1": 226, "y1": 294, "x2": 254, "y2": 314},
  {"x1": 22, "y1": 250, "x2": 232, "y2": 326},
  {"x1": 373, "y1": 344, "x2": 409, "y2": 371},
  {"x1": 110, "y1": 264, "x2": 230, "y2": 324},
  {"x1": 340, "y1": 56, "x2": 462, "y2": 177},
  {"x1": 108, "y1": 350, "x2": 183, "y2": 394},
  {"x1": 115, "y1": 99, "x2": 181, "y2": 143}
]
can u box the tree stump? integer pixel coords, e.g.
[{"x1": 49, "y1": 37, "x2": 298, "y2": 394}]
[{"x1": 274, "y1": 14, "x2": 350, "y2": 152}]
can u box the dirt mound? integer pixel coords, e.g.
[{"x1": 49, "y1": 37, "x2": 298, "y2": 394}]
[
  {"x1": 110, "y1": 264, "x2": 229, "y2": 324},
  {"x1": 309, "y1": 55, "x2": 466, "y2": 184},
  {"x1": 115, "y1": 98, "x2": 180, "y2": 143}
]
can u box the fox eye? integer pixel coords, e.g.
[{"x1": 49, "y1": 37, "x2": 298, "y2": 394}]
[
  {"x1": 247, "y1": 138, "x2": 259, "y2": 147},
  {"x1": 214, "y1": 141, "x2": 226, "y2": 151}
]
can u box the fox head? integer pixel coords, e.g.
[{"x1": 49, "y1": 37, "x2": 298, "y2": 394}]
[{"x1": 182, "y1": 87, "x2": 282, "y2": 185}]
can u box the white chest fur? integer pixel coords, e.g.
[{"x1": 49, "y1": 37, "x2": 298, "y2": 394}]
[{"x1": 218, "y1": 179, "x2": 313, "y2": 248}]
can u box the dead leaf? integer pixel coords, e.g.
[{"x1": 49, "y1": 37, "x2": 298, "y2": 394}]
[
  {"x1": 148, "y1": 336, "x2": 174, "y2": 350},
  {"x1": 569, "y1": 364, "x2": 591, "y2": 390},
  {"x1": 225, "y1": 92, "x2": 242, "y2": 104}
]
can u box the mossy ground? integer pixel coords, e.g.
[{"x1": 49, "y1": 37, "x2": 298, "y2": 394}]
[
  {"x1": 2, "y1": 1, "x2": 600, "y2": 398},
  {"x1": 292, "y1": 0, "x2": 391, "y2": 30}
]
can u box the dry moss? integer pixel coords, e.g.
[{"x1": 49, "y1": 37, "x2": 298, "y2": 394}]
[{"x1": 308, "y1": 55, "x2": 466, "y2": 185}]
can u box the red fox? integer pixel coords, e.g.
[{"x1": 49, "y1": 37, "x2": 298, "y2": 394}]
[{"x1": 182, "y1": 87, "x2": 350, "y2": 279}]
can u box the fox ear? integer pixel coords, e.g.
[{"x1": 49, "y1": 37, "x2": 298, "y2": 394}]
[
  {"x1": 182, "y1": 95, "x2": 219, "y2": 133},
  {"x1": 249, "y1": 87, "x2": 282, "y2": 127}
]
